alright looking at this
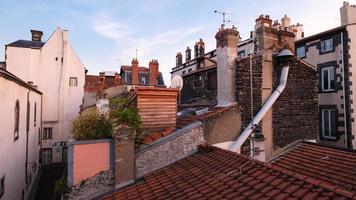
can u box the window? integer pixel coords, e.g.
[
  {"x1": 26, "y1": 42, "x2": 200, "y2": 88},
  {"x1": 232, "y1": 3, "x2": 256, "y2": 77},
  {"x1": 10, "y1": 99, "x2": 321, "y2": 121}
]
[
  {"x1": 141, "y1": 77, "x2": 146, "y2": 85},
  {"x1": 14, "y1": 100, "x2": 20, "y2": 141},
  {"x1": 320, "y1": 66, "x2": 335, "y2": 92},
  {"x1": 320, "y1": 38, "x2": 333, "y2": 53},
  {"x1": 41, "y1": 149, "x2": 52, "y2": 165},
  {"x1": 26, "y1": 101, "x2": 30, "y2": 132},
  {"x1": 69, "y1": 77, "x2": 78, "y2": 87},
  {"x1": 34, "y1": 102, "x2": 37, "y2": 127},
  {"x1": 0, "y1": 176, "x2": 4, "y2": 199},
  {"x1": 43, "y1": 127, "x2": 53, "y2": 140},
  {"x1": 182, "y1": 71, "x2": 186, "y2": 75},
  {"x1": 38, "y1": 128, "x2": 41, "y2": 145},
  {"x1": 321, "y1": 107, "x2": 337, "y2": 139},
  {"x1": 296, "y1": 46, "x2": 306, "y2": 58},
  {"x1": 62, "y1": 147, "x2": 68, "y2": 163},
  {"x1": 188, "y1": 68, "x2": 192, "y2": 72},
  {"x1": 238, "y1": 50, "x2": 246, "y2": 58},
  {"x1": 195, "y1": 74, "x2": 203, "y2": 87}
]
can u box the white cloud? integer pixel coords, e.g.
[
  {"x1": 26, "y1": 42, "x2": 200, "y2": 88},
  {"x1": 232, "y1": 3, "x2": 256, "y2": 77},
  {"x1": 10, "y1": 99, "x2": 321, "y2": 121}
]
[{"x1": 91, "y1": 13, "x2": 204, "y2": 85}]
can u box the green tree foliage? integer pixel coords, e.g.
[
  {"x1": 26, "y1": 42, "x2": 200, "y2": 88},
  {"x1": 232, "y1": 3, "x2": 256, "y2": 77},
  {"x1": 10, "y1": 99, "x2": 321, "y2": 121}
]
[{"x1": 71, "y1": 111, "x2": 113, "y2": 140}]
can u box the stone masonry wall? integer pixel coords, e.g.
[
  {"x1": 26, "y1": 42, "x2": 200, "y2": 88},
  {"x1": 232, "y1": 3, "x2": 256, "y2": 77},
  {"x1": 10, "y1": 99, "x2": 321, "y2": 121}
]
[
  {"x1": 272, "y1": 60, "x2": 319, "y2": 149},
  {"x1": 134, "y1": 123, "x2": 204, "y2": 178},
  {"x1": 235, "y1": 56, "x2": 263, "y2": 129}
]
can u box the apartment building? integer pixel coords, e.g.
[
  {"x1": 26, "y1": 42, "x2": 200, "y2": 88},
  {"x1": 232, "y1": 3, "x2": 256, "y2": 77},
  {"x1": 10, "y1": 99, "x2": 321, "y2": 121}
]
[
  {"x1": 0, "y1": 67, "x2": 42, "y2": 200},
  {"x1": 296, "y1": 2, "x2": 356, "y2": 149},
  {"x1": 4, "y1": 28, "x2": 85, "y2": 164}
]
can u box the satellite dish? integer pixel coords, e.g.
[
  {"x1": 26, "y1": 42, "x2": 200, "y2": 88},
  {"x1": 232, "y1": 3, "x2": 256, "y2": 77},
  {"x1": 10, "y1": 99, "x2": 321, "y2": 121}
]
[{"x1": 171, "y1": 75, "x2": 183, "y2": 91}]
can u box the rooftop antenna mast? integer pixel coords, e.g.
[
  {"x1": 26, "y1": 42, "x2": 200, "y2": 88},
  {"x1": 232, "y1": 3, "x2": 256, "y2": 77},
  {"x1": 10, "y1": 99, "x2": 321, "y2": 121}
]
[{"x1": 214, "y1": 10, "x2": 235, "y2": 26}]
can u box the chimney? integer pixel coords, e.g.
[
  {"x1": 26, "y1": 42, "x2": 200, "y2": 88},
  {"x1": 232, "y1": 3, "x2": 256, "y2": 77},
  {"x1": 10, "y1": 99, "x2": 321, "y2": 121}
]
[
  {"x1": 281, "y1": 14, "x2": 291, "y2": 28},
  {"x1": 176, "y1": 52, "x2": 182, "y2": 67},
  {"x1": 30, "y1": 30, "x2": 43, "y2": 42},
  {"x1": 215, "y1": 26, "x2": 239, "y2": 106},
  {"x1": 114, "y1": 72, "x2": 121, "y2": 85},
  {"x1": 114, "y1": 125, "x2": 135, "y2": 189},
  {"x1": 98, "y1": 72, "x2": 106, "y2": 98},
  {"x1": 149, "y1": 59, "x2": 159, "y2": 86},
  {"x1": 194, "y1": 38, "x2": 205, "y2": 58},
  {"x1": 341, "y1": 1, "x2": 356, "y2": 26},
  {"x1": 185, "y1": 47, "x2": 191, "y2": 62},
  {"x1": 131, "y1": 58, "x2": 139, "y2": 85},
  {"x1": 254, "y1": 14, "x2": 296, "y2": 53}
]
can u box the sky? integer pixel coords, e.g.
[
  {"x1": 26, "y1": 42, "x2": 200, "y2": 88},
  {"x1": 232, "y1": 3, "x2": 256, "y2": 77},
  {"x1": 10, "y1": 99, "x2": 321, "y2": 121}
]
[{"x1": 0, "y1": 0, "x2": 348, "y2": 85}]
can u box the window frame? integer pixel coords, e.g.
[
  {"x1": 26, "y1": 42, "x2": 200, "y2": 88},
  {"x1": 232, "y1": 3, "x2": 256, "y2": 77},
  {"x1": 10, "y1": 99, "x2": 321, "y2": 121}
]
[
  {"x1": 14, "y1": 100, "x2": 20, "y2": 141},
  {"x1": 195, "y1": 74, "x2": 203, "y2": 87},
  {"x1": 320, "y1": 105, "x2": 338, "y2": 141},
  {"x1": 320, "y1": 66, "x2": 336, "y2": 92},
  {"x1": 69, "y1": 77, "x2": 78, "y2": 87},
  {"x1": 43, "y1": 127, "x2": 53, "y2": 140},
  {"x1": 0, "y1": 175, "x2": 4, "y2": 199},
  {"x1": 296, "y1": 46, "x2": 306, "y2": 59},
  {"x1": 238, "y1": 50, "x2": 246, "y2": 58},
  {"x1": 320, "y1": 38, "x2": 334, "y2": 54},
  {"x1": 41, "y1": 148, "x2": 52, "y2": 165},
  {"x1": 34, "y1": 102, "x2": 37, "y2": 127}
]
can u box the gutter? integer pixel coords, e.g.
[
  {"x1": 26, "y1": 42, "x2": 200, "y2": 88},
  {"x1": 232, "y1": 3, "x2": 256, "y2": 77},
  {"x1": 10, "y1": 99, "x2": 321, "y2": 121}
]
[{"x1": 229, "y1": 49, "x2": 294, "y2": 153}]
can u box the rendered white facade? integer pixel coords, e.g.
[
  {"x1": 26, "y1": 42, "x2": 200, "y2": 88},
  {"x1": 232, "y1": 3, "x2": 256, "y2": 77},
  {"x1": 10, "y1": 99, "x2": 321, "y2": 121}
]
[
  {"x1": 5, "y1": 28, "x2": 85, "y2": 163},
  {"x1": 0, "y1": 69, "x2": 42, "y2": 200}
]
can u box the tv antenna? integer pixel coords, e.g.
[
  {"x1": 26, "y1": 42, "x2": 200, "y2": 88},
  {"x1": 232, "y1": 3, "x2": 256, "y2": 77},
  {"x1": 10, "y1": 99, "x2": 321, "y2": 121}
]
[{"x1": 214, "y1": 10, "x2": 235, "y2": 26}]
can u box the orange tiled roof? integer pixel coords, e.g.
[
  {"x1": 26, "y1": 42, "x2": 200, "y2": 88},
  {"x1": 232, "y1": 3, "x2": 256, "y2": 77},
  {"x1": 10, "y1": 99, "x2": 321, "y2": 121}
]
[
  {"x1": 102, "y1": 145, "x2": 356, "y2": 199},
  {"x1": 271, "y1": 141, "x2": 356, "y2": 193}
]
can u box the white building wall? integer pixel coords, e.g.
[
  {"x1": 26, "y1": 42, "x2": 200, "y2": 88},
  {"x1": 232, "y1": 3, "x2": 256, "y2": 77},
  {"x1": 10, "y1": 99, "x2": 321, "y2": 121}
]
[
  {"x1": 5, "y1": 28, "x2": 85, "y2": 163},
  {"x1": 0, "y1": 77, "x2": 42, "y2": 200}
]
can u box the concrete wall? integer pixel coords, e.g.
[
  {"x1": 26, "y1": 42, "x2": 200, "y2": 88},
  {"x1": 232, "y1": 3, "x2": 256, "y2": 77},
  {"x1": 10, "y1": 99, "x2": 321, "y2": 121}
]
[
  {"x1": 135, "y1": 122, "x2": 204, "y2": 178},
  {"x1": 204, "y1": 107, "x2": 241, "y2": 144},
  {"x1": 67, "y1": 139, "x2": 114, "y2": 186},
  {"x1": 0, "y1": 77, "x2": 42, "y2": 200},
  {"x1": 6, "y1": 28, "x2": 85, "y2": 163}
]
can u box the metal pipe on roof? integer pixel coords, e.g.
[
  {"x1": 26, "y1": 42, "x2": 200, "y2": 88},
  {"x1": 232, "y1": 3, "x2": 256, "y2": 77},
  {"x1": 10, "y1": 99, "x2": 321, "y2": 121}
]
[{"x1": 229, "y1": 49, "x2": 294, "y2": 153}]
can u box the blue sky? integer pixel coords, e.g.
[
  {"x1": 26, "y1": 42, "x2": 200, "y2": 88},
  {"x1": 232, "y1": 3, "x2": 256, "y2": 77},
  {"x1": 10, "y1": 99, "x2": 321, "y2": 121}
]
[{"x1": 0, "y1": 0, "x2": 346, "y2": 85}]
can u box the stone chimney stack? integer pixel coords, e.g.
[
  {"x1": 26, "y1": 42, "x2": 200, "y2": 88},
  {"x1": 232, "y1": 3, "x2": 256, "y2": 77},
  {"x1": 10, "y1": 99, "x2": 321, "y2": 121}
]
[
  {"x1": 131, "y1": 58, "x2": 139, "y2": 85},
  {"x1": 254, "y1": 14, "x2": 296, "y2": 53},
  {"x1": 149, "y1": 59, "x2": 159, "y2": 86},
  {"x1": 185, "y1": 47, "x2": 191, "y2": 62},
  {"x1": 30, "y1": 30, "x2": 43, "y2": 42},
  {"x1": 341, "y1": 1, "x2": 356, "y2": 26},
  {"x1": 281, "y1": 14, "x2": 291, "y2": 28},
  {"x1": 194, "y1": 38, "x2": 205, "y2": 58},
  {"x1": 215, "y1": 26, "x2": 239, "y2": 106},
  {"x1": 176, "y1": 52, "x2": 182, "y2": 67},
  {"x1": 114, "y1": 125, "x2": 135, "y2": 189}
]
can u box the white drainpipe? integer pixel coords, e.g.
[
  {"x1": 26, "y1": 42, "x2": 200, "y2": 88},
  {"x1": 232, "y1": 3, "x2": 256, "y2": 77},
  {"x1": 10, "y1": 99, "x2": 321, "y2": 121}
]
[{"x1": 229, "y1": 65, "x2": 290, "y2": 153}]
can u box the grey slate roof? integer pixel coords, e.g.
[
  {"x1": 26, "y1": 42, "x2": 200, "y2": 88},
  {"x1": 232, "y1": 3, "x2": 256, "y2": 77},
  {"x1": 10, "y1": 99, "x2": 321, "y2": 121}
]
[{"x1": 6, "y1": 40, "x2": 45, "y2": 48}]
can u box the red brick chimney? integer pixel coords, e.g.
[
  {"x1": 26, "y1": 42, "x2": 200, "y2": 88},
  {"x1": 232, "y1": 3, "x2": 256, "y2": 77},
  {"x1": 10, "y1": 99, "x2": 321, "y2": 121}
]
[
  {"x1": 149, "y1": 59, "x2": 159, "y2": 86},
  {"x1": 114, "y1": 72, "x2": 121, "y2": 85},
  {"x1": 132, "y1": 58, "x2": 139, "y2": 85}
]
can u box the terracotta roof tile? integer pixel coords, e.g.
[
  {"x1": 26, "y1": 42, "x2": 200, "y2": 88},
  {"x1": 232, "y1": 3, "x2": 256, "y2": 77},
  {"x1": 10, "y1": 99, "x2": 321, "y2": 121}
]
[
  {"x1": 101, "y1": 145, "x2": 356, "y2": 200},
  {"x1": 271, "y1": 142, "x2": 356, "y2": 194}
]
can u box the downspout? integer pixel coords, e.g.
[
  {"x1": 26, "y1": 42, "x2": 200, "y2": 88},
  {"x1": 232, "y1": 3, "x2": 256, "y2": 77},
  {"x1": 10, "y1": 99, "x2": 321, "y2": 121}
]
[{"x1": 229, "y1": 49, "x2": 294, "y2": 153}]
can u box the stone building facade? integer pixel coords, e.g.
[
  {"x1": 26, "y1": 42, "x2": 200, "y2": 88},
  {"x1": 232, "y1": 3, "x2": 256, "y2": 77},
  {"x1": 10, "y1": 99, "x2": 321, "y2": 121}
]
[{"x1": 295, "y1": 2, "x2": 356, "y2": 149}]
